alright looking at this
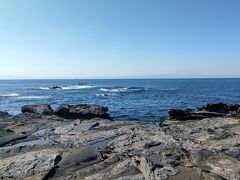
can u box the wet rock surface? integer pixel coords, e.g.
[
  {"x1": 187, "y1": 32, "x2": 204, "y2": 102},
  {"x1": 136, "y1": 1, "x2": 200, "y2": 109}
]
[{"x1": 0, "y1": 103, "x2": 239, "y2": 179}]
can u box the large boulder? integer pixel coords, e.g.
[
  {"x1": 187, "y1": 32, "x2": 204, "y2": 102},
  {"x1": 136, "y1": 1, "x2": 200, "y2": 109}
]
[
  {"x1": 21, "y1": 104, "x2": 54, "y2": 115},
  {"x1": 54, "y1": 104, "x2": 112, "y2": 120}
]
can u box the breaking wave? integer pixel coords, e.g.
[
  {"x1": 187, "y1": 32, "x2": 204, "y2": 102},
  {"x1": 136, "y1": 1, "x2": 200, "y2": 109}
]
[
  {"x1": 17, "y1": 96, "x2": 51, "y2": 99},
  {"x1": 99, "y1": 87, "x2": 146, "y2": 93},
  {"x1": 0, "y1": 93, "x2": 20, "y2": 97},
  {"x1": 98, "y1": 87, "x2": 147, "y2": 97}
]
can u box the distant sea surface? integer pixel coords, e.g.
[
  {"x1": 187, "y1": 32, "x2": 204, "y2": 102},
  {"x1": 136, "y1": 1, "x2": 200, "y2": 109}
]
[{"x1": 0, "y1": 79, "x2": 240, "y2": 122}]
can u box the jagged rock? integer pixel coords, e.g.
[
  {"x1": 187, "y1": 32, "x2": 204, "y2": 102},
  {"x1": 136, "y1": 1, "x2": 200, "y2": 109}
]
[
  {"x1": 54, "y1": 104, "x2": 112, "y2": 120},
  {"x1": 21, "y1": 104, "x2": 54, "y2": 115},
  {"x1": 134, "y1": 156, "x2": 178, "y2": 180},
  {"x1": 0, "y1": 103, "x2": 240, "y2": 180},
  {"x1": 0, "y1": 149, "x2": 60, "y2": 179}
]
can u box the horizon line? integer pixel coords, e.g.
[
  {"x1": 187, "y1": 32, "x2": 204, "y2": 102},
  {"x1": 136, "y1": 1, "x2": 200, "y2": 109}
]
[{"x1": 0, "y1": 77, "x2": 240, "y2": 80}]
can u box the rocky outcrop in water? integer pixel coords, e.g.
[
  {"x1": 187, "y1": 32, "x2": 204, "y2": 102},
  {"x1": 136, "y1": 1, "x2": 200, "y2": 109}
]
[
  {"x1": 54, "y1": 104, "x2": 112, "y2": 120},
  {"x1": 49, "y1": 86, "x2": 62, "y2": 90},
  {"x1": 0, "y1": 111, "x2": 10, "y2": 118},
  {"x1": 168, "y1": 103, "x2": 239, "y2": 120},
  {"x1": 0, "y1": 103, "x2": 239, "y2": 179},
  {"x1": 21, "y1": 104, "x2": 54, "y2": 115}
]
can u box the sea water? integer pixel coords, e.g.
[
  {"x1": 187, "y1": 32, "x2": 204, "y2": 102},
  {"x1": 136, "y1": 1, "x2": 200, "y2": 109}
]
[{"x1": 0, "y1": 79, "x2": 240, "y2": 122}]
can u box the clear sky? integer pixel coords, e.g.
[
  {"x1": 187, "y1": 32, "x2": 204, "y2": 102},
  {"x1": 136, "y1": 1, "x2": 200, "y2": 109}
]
[{"x1": 0, "y1": 0, "x2": 240, "y2": 79}]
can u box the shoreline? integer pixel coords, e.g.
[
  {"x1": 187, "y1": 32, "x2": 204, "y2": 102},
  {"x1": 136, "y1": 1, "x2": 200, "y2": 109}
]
[{"x1": 0, "y1": 103, "x2": 240, "y2": 179}]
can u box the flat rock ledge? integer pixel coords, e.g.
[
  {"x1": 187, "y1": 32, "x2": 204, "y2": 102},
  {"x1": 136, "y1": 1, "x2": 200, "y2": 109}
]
[{"x1": 0, "y1": 103, "x2": 239, "y2": 180}]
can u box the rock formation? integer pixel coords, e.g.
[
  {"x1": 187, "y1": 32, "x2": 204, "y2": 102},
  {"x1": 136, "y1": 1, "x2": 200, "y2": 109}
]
[
  {"x1": 21, "y1": 104, "x2": 54, "y2": 115},
  {"x1": 0, "y1": 103, "x2": 239, "y2": 179}
]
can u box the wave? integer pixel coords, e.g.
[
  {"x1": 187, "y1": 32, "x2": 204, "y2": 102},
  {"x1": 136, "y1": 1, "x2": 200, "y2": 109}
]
[
  {"x1": 61, "y1": 85, "x2": 94, "y2": 90},
  {"x1": 40, "y1": 85, "x2": 95, "y2": 90},
  {"x1": 99, "y1": 87, "x2": 146, "y2": 93},
  {"x1": 18, "y1": 96, "x2": 51, "y2": 99},
  {"x1": 0, "y1": 93, "x2": 20, "y2": 97},
  {"x1": 97, "y1": 93, "x2": 119, "y2": 97}
]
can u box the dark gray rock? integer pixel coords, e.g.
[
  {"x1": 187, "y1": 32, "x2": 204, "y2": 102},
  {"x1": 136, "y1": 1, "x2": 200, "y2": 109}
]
[
  {"x1": 42, "y1": 146, "x2": 102, "y2": 179},
  {"x1": 0, "y1": 129, "x2": 27, "y2": 147},
  {"x1": 21, "y1": 104, "x2": 54, "y2": 115},
  {"x1": 199, "y1": 103, "x2": 229, "y2": 113},
  {"x1": 193, "y1": 149, "x2": 214, "y2": 167},
  {"x1": 237, "y1": 107, "x2": 240, "y2": 118},
  {"x1": 168, "y1": 103, "x2": 236, "y2": 120},
  {"x1": 58, "y1": 146, "x2": 101, "y2": 167},
  {"x1": 54, "y1": 104, "x2": 112, "y2": 120},
  {"x1": 199, "y1": 103, "x2": 240, "y2": 115},
  {"x1": 49, "y1": 86, "x2": 62, "y2": 90},
  {"x1": 167, "y1": 109, "x2": 223, "y2": 120},
  {"x1": 168, "y1": 109, "x2": 193, "y2": 120},
  {"x1": 0, "y1": 111, "x2": 10, "y2": 119}
]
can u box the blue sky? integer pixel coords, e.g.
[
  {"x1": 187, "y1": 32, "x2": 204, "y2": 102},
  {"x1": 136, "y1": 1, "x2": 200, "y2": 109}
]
[{"x1": 0, "y1": 0, "x2": 240, "y2": 79}]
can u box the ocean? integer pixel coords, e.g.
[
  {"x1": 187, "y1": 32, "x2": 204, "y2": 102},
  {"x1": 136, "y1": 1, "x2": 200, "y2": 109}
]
[{"x1": 0, "y1": 79, "x2": 240, "y2": 122}]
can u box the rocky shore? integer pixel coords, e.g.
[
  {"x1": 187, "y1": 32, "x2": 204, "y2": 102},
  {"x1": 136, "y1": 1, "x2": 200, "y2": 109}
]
[{"x1": 0, "y1": 103, "x2": 240, "y2": 180}]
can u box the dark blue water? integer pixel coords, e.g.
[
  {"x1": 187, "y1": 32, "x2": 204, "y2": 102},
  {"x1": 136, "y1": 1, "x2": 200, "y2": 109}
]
[{"x1": 0, "y1": 79, "x2": 240, "y2": 122}]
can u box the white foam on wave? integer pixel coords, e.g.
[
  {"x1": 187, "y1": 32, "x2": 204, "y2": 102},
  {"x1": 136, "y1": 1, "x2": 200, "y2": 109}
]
[
  {"x1": 0, "y1": 93, "x2": 20, "y2": 97},
  {"x1": 40, "y1": 85, "x2": 95, "y2": 90},
  {"x1": 100, "y1": 88, "x2": 128, "y2": 93},
  {"x1": 99, "y1": 87, "x2": 145, "y2": 93},
  {"x1": 61, "y1": 85, "x2": 94, "y2": 90},
  {"x1": 39, "y1": 87, "x2": 50, "y2": 90},
  {"x1": 18, "y1": 96, "x2": 51, "y2": 99},
  {"x1": 97, "y1": 93, "x2": 119, "y2": 97}
]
